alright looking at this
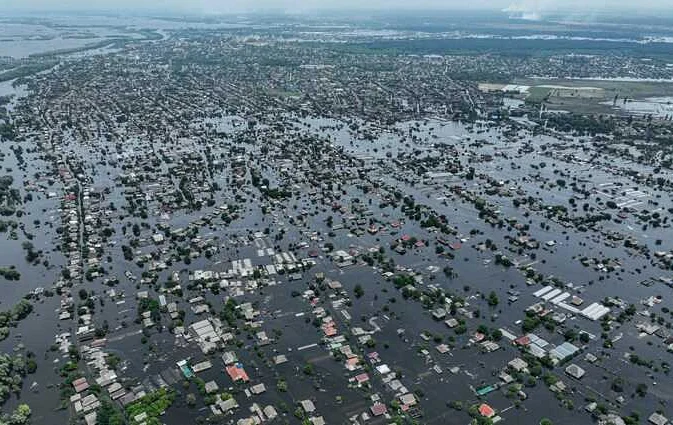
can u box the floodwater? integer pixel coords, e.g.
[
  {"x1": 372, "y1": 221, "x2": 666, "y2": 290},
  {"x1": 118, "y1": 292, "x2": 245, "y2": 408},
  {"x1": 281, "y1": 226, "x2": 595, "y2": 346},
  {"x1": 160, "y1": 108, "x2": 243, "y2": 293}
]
[
  {"x1": 0, "y1": 79, "x2": 28, "y2": 113},
  {"x1": 0, "y1": 18, "x2": 161, "y2": 59},
  {"x1": 1, "y1": 94, "x2": 672, "y2": 424},
  {"x1": 604, "y1": 97, "x2": 673, "y2": 117}
]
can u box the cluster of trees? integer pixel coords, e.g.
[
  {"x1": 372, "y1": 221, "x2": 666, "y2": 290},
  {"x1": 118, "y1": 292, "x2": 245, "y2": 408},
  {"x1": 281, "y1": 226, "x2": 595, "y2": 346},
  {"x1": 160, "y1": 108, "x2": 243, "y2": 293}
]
[
  {"x1": 0, "y1": 404, "x2": 31, "y2": 425},
  {"x1": 138, "y1": 298, "x2": 161, "y2": 324},
  {"x1": 0, "y1": 267, "x2": 20, "y2": 281},
  {"x1": 97, "y1": 399, "x2": 123, "y2": 425},
  {"x1": 486, "y1": 291, "x2": 499, "y2": 307},
  {"x1": 494, "y1": 254, "x2": 513, "y2": 268},
  {"x1": 0, "y1": 176, "x2": 20, "y2": 217},
  {"x1": 0, "y1": 220, "x2": 17, "y2": 233},
  {"x1": 125, "y1": 388, "x2": 176, "y2": 425},
  {"x1": 251, "y1": 168, "x2": 292, "y2": 200},
  {"x1": 0, "y1": 61, "x2": 58, "y2": 85},
  {"x1": 0, "y1": 353, "x2": 35, "y2": 404},
  {"x1": 21, "y1": 242, "x2": 40, "y2": 264},
  {"x1": 0, "y1": 300, "x2": 33, "y2": 341},
  {"x1": 0, "y1": 124, "x2": 15, "y2": 141},
  {"x1": 121, "y1": 245, "x2": 133, "y2": 261},
  {"x1": 392, "y1": 274, "x2": 416, "y2": 290},
  {"x1": 219, "y1": 298, "x2": 239, "y2": 328}
]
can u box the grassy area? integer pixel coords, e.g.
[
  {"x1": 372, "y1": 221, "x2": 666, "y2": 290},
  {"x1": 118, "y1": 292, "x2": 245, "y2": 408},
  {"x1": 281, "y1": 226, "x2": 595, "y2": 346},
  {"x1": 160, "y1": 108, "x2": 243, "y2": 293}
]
[{"x1": 525, "y1": 86, "x2": 554, "y2": 104}]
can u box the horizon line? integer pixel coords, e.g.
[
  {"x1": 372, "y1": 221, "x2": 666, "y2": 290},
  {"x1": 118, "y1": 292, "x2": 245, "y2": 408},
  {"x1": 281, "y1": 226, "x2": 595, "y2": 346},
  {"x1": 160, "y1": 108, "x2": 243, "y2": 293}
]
[{"x1": 1, "y1": 6, "x2": 672, "y2": 16}]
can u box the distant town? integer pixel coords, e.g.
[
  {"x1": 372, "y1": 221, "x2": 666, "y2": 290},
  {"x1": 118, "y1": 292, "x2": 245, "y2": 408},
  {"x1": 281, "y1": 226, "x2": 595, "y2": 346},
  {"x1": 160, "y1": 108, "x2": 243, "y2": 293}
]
[{"x1": 1, "y1": 9, "x2": 673, "y2": 425}]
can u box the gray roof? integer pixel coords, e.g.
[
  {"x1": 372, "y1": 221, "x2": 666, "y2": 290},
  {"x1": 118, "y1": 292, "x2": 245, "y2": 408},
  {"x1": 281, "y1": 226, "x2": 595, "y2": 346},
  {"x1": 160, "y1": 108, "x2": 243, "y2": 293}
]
[
  {"x1": 565, "y1": 363, "x2": 586, "y2": 379},
  {"x1": 649, "y1": 413, "x2": 669, "y2": 425},
  {"x1": 550, "y1": 342, "x2": 580, "y2": 360}
]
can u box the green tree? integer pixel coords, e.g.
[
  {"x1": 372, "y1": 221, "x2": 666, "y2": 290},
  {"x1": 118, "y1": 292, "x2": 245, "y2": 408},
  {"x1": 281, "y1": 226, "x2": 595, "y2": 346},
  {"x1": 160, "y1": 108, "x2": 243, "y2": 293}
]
[{"x1": 7, "y1": 404, "x2": 31, "y2": 425}]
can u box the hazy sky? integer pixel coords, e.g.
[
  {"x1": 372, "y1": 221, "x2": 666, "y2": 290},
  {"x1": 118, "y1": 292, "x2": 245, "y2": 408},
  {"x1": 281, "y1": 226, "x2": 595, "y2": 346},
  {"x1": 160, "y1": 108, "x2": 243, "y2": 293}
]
[{"x1": 1, "y1": 0, "x2": 670, "y2": 14}]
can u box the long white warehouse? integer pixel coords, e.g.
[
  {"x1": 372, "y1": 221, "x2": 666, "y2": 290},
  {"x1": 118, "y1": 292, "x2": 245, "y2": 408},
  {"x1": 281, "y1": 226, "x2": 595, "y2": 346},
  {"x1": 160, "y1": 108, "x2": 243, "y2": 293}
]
[
  {"x1": 542, "y1": 288, "x2": 563, "y2": 301},
  {"x1": 533, "y1": 286, "x2": 554, "y2": 298}
]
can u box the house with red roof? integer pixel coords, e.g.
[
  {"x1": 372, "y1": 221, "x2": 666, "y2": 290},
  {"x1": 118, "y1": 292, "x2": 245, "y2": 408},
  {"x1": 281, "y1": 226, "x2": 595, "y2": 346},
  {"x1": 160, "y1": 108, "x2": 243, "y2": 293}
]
[
  {"x1": 345, "y1": 357, "x2": 361, "y2": 371},
  {"x1": 478, "y1": 403, "x2": 495, "y2": 418},
  {"x1": 225, "y1": 363, "x2": 250, "y2": 383},
  {"x1": 72, "y1": 377, "x2": 90, "y2": 393},
  {"x1": 354, "y1": 373, "x2": 369, "y2": 386},
  {"x1": 322, "y1": 322, "x2": 337, "y2": 337},
  {"x1": 370, "y1": 402, "x2": 387, "y2": 417},
  {"x1": 514, "y1": 335, "x2": 531, "y2": 346}
]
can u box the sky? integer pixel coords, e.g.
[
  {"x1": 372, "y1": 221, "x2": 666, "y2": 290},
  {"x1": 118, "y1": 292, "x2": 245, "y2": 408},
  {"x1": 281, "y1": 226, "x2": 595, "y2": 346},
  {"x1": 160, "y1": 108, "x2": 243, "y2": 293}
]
[{"x1": 0, "y1": 0, "x2": 670, "y2": 14}]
